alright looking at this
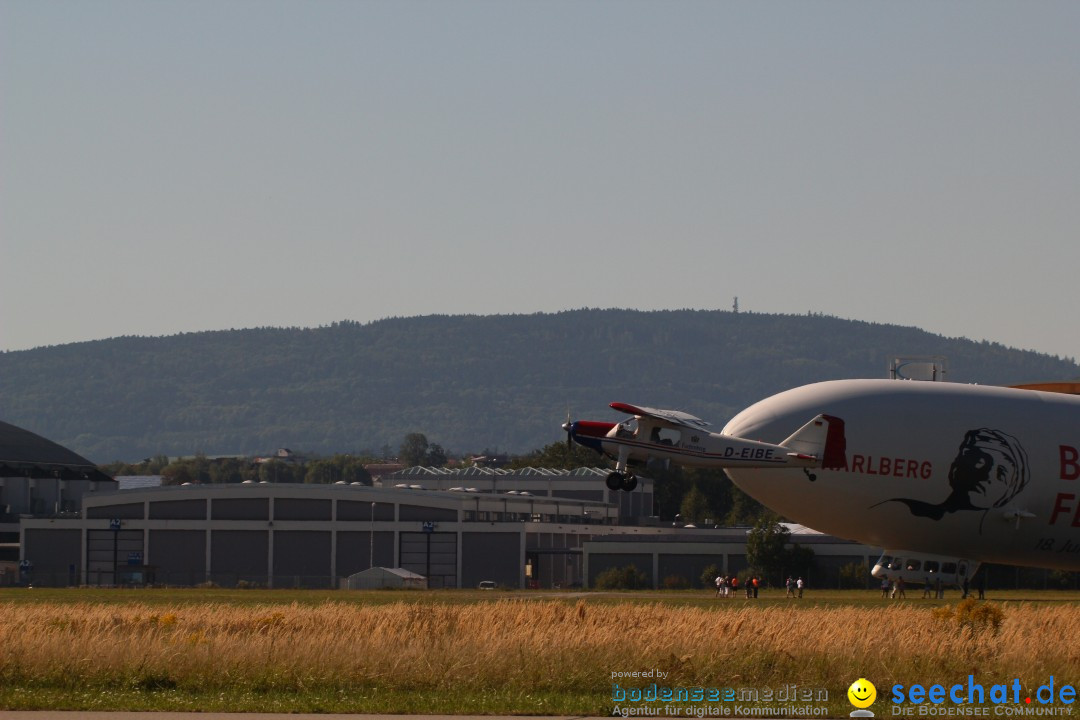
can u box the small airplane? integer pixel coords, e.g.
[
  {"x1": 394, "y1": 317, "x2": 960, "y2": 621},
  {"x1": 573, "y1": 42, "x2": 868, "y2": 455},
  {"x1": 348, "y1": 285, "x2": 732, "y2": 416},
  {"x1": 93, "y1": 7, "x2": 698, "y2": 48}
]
[
  {"x1": 562, "y1": 402, "x2": 837, "y2": 491},
  {"x1": 565, "y1": 380, "x2": 1080, "y2": 576}
]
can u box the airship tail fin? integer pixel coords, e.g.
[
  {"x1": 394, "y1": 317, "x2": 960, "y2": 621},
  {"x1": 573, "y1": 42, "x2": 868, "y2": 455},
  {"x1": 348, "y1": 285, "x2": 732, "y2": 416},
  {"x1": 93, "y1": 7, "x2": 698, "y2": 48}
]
[{"x1": 781, "y1": 414, "x2": 847, "y2": 468}]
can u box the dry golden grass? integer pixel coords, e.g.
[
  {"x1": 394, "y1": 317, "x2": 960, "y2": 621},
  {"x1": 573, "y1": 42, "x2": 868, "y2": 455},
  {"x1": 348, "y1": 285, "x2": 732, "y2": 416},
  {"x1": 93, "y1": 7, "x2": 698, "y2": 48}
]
[{"x1": 0, "y1": 599, "x2": 1076, "y2": 695}]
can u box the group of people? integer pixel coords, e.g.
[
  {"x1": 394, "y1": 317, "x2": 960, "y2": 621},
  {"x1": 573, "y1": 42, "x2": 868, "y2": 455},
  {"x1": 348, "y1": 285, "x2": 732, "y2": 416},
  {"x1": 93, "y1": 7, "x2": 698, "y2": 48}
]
[
  {"x1": 880, "y1": 576, "x2": 910, "y2": 599},
  {"x1": 713, "y1": 574, "x2": 744, "y2": 597},
  {"x1": 713, "y1": 574, "x2": 804, "y2": 598}
]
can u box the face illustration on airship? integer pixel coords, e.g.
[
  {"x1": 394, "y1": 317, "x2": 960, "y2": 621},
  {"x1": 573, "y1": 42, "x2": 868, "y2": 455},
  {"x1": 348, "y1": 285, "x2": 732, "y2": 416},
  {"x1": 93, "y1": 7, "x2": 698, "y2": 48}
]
[{"x1": 879, "y1": 428, "x2": 1029, "y2": 523}]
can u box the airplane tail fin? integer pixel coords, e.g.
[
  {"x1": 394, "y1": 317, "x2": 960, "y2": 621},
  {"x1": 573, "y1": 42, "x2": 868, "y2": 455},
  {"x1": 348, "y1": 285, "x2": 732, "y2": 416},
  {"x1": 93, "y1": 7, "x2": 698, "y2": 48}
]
[{"x1": 780, "y1": 414, "x2": 846, "y2": 468}]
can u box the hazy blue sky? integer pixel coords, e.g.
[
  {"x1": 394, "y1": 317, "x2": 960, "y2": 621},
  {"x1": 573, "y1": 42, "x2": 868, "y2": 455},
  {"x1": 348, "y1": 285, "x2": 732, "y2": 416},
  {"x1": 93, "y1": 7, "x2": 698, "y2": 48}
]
[{"x1": 3, "y1": 1, "x2": 1079, "y2": 360}]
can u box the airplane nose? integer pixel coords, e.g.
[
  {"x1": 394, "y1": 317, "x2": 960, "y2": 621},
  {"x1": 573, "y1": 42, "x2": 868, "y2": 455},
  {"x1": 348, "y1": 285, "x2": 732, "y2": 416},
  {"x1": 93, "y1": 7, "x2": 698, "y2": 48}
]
[
  {"x1": 566, "y1": 420, "x2": 616, "y2": 452},
  {"x1": 574, "y1": 421, "x2": 616, "y2": 438}
]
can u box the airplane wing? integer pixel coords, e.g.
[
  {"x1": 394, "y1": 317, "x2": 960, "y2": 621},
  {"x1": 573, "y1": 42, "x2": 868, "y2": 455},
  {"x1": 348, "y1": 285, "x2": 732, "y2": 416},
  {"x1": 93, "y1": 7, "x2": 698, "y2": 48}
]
[{"x1": 609, "y1": 402, "x2": 713, "y2": 431}]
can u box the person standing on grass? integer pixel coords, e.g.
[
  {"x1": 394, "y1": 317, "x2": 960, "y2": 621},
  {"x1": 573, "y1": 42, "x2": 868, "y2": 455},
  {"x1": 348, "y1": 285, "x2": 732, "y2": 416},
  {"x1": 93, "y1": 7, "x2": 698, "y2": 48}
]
[
  {"x1": 730, "y1": 575, "x2": 738, "y2": 598},
  {"x1": 922, "y1": 576, "x2": 933, "y2": 599},
  {"x1": 881, "y1": 577, "x2": 890, "y2": 599},
  {"x1": 715, "y1": 575, "x2": 723, "y2": 597},
  {"x1": 786, "y1": 576, "x2": 795, "y2": 598},
  {"x1": 796, "y1": 576, "x2": 804, "y2": 598},
  {"x1": 896, "y1": 576, "x2": 906, "y2": 599}
]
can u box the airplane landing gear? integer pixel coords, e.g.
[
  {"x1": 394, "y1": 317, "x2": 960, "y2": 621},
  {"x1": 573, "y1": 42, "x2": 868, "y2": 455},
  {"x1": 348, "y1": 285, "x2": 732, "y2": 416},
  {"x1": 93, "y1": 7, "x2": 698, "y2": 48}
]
[
  {"x1": 606, "y1": 471, "x2": 638, "y2": 491},
  {"x1": 803, "y1": 468, "x2": 817, "y2": 482}
]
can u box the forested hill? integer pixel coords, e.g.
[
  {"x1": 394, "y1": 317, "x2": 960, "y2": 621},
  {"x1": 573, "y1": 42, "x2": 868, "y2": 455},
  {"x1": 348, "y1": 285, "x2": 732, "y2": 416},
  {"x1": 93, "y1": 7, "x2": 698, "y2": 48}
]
[{"x1": 2, "y1": 310, "x2": 1077, "y2": 463}]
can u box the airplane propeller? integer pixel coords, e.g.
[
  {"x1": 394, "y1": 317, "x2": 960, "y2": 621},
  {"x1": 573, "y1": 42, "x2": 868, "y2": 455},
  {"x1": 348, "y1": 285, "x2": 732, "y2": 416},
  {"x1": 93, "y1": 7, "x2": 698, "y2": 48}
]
[{"x1": 562, "y1": 410, "x2": 573, "y2": 450}]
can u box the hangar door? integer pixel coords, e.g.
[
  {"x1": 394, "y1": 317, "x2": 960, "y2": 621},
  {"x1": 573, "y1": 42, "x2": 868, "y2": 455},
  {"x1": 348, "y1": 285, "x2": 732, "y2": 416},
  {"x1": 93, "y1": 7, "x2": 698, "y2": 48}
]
[
  {"x1": 400, "y1": 532, "x2": 457, "y2": 589},
  {"x1": 87, "y1": 529, "x2": 144, "y2": 586}
]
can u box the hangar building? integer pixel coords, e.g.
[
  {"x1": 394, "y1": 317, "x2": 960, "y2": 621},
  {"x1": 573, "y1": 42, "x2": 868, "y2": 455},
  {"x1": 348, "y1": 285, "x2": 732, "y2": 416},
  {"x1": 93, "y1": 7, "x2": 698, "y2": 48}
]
[
  {"x1": 20, "y1": 475, "x2": 879, "y2": 589},
  {"x1": 5, "y1": 420, "x2": 881, "y2": 590},
  {"x1": 21, "y1": 479, "x2": 632, "y2": 588}
]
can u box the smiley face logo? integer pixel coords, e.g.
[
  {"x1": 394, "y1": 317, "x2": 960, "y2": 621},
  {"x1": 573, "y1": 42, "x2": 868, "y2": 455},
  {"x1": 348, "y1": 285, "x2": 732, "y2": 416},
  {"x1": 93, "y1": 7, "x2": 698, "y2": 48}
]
[{"x1": 848, "y1": 678, "x2": 877, "y2": 708}]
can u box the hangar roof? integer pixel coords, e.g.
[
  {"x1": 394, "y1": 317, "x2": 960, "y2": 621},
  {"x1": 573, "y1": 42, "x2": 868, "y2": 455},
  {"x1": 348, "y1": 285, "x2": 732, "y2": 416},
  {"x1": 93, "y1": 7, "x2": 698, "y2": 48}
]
[{"x1": 0, "y1": 420, "x2": 114, "y2": 482}]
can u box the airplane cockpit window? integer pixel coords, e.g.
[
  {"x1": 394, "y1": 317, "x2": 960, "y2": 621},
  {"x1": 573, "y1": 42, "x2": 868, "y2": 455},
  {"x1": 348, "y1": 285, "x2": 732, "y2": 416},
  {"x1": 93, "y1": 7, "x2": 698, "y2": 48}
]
[
  {"x1": 650, "y1": 427, "x2": 681, "y2": 446},
  {"x1": 616, "y1": 419, "x2": 638, "y2": 439}
]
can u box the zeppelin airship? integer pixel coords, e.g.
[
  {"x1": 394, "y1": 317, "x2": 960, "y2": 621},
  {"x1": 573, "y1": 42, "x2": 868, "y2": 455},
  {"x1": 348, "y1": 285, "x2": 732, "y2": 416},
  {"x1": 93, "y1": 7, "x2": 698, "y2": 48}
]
[{"x1": 565, "y1": 379, "x2": 1080, "y2": 582}]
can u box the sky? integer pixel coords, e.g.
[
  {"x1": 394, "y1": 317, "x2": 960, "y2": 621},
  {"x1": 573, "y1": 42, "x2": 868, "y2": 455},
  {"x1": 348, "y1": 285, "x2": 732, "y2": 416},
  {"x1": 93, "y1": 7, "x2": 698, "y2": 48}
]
[{"x1": 3, "y1": 1, "x2": 1080, "y2": 360}]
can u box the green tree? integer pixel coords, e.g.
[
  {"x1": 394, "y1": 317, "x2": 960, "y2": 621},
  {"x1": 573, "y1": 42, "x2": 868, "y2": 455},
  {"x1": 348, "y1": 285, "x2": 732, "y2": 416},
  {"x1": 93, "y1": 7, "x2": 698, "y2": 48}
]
[
  {"x1": 725, "y1": 485, "x2": 766, "y2": 526},
  {"x1": 593, "y1": 565, "x2": 650, "y2": 590},
  {"x1": 651, "y1": 466, "x2": 760, "y2": 526},
  {"x1": 305, "y1": 455, "x2": 374, "y2": 484},
  {"x1": 746, "y1": 515, "x2": 816, "y2": 585},
  {"x1": 161, "y1": 462, "x2": 195, "y2": 485},
  {"x1": 650, "y1": 464, "x2": 694, "y2": 520},
  {"x1": 786, "y1": 543, "x2": 816, "y2": 581},
  {"x1": 838, "y1": 561, "x2": 870, "y2": 589},
  {"x1": 338, "y1": 455, "x2": 373, "y2": 485},
  {"x1": 304, "y1": 459, "x2": 338, "y2": 484},
  {"x1": 700, "y1": 563, "x2": 721, "y2": 589},
  {"x1": 746, "y1": 515, "x2": 790, "y2": 583},
  {"x1": 425, "y1": 443, "x2": 448, "y2": 467},
  {"x1": 209, "y1": 457, "x2": 245, "y2": 484},
  {"x1": 400, "y1": 433, "x2": 430, "y2": 467},
  {"x1": 145, "y1": 454, "x2": 171, "y2": 474},
  {"x1": 189, "y1": 454, "x2": 212, "y2": 484},
  {"x1": 679, "y1": 484, "x2": 711, "y2": 525},
  {"x1": 258, "y1": 459, "x2": 303, "y2": 483}
]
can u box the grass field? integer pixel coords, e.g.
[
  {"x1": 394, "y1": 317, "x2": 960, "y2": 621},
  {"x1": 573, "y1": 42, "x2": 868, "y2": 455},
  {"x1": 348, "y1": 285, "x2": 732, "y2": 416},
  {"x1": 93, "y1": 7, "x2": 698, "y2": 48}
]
[
  {"x1": 3, "y1": 585, "x2": 1077, "y2": 607},
  {"x1": 1, "y1": 588, "x2": 1078, "y2": 715}
]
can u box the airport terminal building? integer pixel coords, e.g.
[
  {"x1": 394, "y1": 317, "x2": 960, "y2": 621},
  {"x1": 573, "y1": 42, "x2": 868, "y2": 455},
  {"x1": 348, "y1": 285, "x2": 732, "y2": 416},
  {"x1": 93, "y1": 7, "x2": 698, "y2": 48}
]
[
  {"x1": 16, "y1": 467, "x2": 880, "y2": 590},
  {"x1": 21, "y1": 477, "x2": 625, "y2": 588},
  {"x1": 0, "y1": 417, "x2": 882, "y2": 590}
]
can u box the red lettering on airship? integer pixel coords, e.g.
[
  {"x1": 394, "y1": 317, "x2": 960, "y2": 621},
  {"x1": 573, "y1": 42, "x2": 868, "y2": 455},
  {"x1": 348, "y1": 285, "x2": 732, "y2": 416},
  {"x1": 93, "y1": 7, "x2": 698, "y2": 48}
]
[
  {"x1": 814, "y1": 416, "x2": 931, "y2": 479},
  {"x1": 847, "y1": 453, "x2": 932, "y2": 479}
]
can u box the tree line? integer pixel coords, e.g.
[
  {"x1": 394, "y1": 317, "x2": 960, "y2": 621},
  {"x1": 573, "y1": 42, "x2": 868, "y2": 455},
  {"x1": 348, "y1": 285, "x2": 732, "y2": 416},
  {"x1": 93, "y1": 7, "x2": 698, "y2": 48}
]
[
  {"x1": 101, "y1": 453, "x2": 375, "y2": 486},
  {"x1": 4, "y1": 309, "x2": 1078, "y2": 463}
]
